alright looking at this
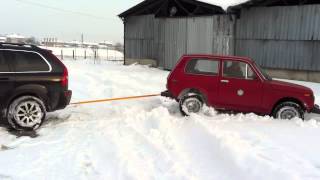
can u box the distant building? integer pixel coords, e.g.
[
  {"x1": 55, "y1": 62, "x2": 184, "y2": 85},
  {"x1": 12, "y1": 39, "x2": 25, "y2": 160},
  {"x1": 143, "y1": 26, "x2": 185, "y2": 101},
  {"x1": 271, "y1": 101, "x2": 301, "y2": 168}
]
[
  {"x1": 0, "y1": 36, "x2": 6, "y2": 43},
  {"x1": 98, "y1": 41, "x2": 113, "y2": 48},
  {"x1": 6, "y1": 34, "x2": 28, "y2": 43},
  {"x1": 41, "y1": 38, "x2": 59, "y2": 47},
  {"x1": 41, "y1": 38, "x2": 113, "y2": 49}
]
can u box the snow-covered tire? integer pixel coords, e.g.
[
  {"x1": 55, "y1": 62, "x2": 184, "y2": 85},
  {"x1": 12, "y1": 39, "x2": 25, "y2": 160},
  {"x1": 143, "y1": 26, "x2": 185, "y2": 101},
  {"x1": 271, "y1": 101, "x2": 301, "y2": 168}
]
[
  {"x1": 7, "y1": 96, "x2": 46, "y2": 131},
  {"x1": 272, "y1": 101, "x2": 304, "y2": 120},
  {"x1": 179, "y1": 95, "x2": 203, "y2": 116}
]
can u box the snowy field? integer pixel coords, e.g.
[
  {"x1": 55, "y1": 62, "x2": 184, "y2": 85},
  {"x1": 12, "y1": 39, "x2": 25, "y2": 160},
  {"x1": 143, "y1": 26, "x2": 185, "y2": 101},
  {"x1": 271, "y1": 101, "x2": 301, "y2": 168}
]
[{"x1": 1, "y1": 60, "x2": 320, "y2": 180}]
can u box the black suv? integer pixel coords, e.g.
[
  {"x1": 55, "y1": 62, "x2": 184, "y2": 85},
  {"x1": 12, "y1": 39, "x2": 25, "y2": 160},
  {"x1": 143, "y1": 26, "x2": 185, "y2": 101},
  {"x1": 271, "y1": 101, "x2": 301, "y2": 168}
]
[{"x1": 0, "y1": 43, "x2": 72, "y2": 131}]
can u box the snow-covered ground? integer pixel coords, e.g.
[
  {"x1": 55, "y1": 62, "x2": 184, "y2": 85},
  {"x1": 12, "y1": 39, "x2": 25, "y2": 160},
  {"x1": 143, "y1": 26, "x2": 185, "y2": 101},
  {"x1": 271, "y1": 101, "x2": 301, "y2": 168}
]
[{"x1": 1, "y1": 60, "x2": 320, "y2": 180}]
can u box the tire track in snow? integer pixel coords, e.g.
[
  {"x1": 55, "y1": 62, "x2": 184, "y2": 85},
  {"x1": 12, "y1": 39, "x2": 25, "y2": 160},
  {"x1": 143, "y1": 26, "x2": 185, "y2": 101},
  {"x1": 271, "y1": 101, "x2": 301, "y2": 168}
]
[
  {"x1": 108, "y1": 110, "x2": 197, "y2": 180},
  {"x1": 5, "y1": 110, "x2": 104, "y2": 179},
  {"x1": 117, "y1": 105, "x2": 243, "y2": 180}
]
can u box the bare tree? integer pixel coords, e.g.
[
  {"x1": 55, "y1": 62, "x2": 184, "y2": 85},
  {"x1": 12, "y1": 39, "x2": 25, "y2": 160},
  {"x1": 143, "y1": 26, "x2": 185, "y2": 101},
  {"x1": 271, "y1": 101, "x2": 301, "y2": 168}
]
[
  {"x1": 114, "y1": 42, "x2": 124, "y2": 52},
  {"x1": 25, "y1": 37, "x2": 40, "y2": 45}
]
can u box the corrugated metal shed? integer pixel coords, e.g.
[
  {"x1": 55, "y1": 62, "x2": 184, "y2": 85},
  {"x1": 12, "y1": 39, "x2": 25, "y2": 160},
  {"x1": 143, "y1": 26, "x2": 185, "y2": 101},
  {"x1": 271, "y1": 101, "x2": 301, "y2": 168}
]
[
  {"x1": 121, "y1": 0, "x2": 320, "y2": 72},
  {"x1": 124, "y1": 15, "x2": 234, "y2": 69}
]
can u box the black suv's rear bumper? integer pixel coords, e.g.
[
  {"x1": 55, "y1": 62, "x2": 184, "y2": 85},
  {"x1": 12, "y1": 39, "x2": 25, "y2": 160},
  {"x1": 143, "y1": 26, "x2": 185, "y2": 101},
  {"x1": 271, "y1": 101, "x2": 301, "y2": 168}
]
[
  {"x1": 55, "y1": 90, "x2": 72, "y2": 110},
  {"x1": 311, "y1": 104, "x2": 320, "y2": 114}
]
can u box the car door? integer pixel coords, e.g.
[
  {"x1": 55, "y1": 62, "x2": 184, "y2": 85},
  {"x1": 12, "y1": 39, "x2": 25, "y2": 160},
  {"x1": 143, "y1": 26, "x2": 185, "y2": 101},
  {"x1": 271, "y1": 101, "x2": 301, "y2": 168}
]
[
  {"x1": 182, "y1": 58, "x2": 221, "y2": 107},
  {"x1": 218, "y1": 60, "x2": 263, "y2": 112},
  {"x1": 0, "y1": 51, "x2": 14, "y2": 112}
]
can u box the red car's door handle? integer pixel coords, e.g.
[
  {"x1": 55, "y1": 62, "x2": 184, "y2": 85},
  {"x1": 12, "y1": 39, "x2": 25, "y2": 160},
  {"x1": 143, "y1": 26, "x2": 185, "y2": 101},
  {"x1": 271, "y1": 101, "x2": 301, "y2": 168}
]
[
  {"x1": 221, "y1": 80, "x2": 229, "y2": 83},
  {"x1": 172, "y1": 79, "x2": 178, "y2": 83}
]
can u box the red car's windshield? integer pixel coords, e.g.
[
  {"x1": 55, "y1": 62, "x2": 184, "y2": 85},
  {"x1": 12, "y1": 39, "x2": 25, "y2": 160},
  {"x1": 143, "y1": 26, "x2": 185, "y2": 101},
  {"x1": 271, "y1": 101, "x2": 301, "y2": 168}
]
[{"x1": 254, "y1": 62, "x2": 272, "y2": 81}]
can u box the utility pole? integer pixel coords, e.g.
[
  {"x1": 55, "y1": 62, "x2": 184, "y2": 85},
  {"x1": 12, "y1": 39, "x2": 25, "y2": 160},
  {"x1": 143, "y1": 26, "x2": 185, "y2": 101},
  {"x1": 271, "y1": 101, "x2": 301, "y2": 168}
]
[{"x1": 81, "y1": 33, "x2": 84, "y2": 48}]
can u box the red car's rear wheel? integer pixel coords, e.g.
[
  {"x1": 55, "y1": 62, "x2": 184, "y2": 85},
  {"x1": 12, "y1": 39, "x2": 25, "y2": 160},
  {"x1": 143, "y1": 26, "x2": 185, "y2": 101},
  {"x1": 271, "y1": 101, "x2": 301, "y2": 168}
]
[{"x1": 179, "y1": 95, "x2": 203, "y2": 116}]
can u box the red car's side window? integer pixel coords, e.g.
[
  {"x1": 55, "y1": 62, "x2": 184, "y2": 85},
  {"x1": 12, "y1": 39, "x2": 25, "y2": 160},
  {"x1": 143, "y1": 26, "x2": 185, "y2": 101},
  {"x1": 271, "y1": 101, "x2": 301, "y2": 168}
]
[
  {"x1": 223, "y1": 61, "x2": 257, "y2": 80},
  {"x1": 185, "y1": 59, "x2": 219, "y2": 76}
]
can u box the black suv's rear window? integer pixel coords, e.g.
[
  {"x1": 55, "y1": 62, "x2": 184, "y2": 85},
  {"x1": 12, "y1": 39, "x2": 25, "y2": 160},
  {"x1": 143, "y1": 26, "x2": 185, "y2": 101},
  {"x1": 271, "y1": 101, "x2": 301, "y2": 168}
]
[
  {"x1": 5, "y1": 50, "x2": 50, "y2": 72},
  {"x1": 0, "y1": 52, "x2": 10, "y2": 72}
]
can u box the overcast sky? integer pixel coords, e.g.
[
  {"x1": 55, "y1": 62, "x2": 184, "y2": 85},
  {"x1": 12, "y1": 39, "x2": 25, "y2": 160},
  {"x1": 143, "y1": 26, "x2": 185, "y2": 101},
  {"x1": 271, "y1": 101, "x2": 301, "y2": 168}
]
[
  {"x1": 0, "y1": 0, "x2": 142, "y2": 43},
  {"x1": 0, "y1": 0, "x2": 245, "y2": 43}
]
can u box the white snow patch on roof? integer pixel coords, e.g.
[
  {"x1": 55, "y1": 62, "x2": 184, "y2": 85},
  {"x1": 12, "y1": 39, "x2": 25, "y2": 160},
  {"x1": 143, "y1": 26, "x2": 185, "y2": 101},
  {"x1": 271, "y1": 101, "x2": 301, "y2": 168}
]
[{"x1": 197, "y1": 0, "x2": 249, "y2": 10}]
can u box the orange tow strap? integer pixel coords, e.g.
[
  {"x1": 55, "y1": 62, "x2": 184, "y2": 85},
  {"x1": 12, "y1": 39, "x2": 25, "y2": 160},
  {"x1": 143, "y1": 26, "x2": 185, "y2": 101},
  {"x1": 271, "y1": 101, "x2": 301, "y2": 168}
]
[{"x1": 71, "y1": 94, "x2": 160, "y2": 105}]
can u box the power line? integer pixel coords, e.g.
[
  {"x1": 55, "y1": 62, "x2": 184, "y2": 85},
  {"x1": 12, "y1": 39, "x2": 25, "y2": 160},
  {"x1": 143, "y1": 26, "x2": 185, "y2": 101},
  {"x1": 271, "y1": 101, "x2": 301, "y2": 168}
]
[{"x1": 14, "y1": 0, "x2": 111, "y2": 20}]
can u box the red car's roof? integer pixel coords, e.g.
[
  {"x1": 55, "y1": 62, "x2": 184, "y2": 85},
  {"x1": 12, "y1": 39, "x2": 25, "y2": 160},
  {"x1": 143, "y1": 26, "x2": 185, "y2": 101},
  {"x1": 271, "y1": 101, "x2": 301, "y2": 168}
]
[{"x1": 182, "y1": 54, "x2": 253, "y2": 62}]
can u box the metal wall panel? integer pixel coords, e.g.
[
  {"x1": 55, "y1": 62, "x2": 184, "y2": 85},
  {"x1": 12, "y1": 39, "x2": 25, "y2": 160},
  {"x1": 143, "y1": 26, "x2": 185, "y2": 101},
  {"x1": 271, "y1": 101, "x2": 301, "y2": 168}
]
[
  {"x1": 235, "y1": 5, "x2": 320, "y2": 71},
  {"x1": 125, "y1": 15, "x2": 154, "y2": 39},
  {"x1": 161, "y1": 15, "x2": 234, "y2": 69},
  {"x1": 187, "y1": 17, "x2": 214, "y2": 54},
  {"x1": 235, "y1": 40, "x2": 320, "y2": 71},
  {"x1": 164, "y1": 18, "x2": 188, "y2": 69},
  {"x1": 154, "y1": 18, "x2": 166, "y2": 67},
  {"x1": 125, "y1": 15, "x2": 155, "y2": 59},
  {"x1": 312, "y1": 42, "x2": 320, "y2": 70},
  {"x1": 237, "y1": 5, "x2": 320, "y2": 41}
]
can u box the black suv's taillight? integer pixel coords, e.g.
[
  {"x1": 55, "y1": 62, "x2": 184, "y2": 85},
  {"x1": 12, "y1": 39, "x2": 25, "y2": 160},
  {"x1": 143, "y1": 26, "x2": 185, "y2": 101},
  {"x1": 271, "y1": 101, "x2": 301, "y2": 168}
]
[{"x1": 61, "y1": 66, "x2": 68, "y2": 88}]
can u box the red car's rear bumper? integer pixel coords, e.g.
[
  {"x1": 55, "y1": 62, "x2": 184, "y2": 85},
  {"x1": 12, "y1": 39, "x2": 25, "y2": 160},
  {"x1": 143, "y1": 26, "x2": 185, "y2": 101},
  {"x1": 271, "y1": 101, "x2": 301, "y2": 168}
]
[{"x1": 161, "y1": 90, "x2": 174, "y2": 99}]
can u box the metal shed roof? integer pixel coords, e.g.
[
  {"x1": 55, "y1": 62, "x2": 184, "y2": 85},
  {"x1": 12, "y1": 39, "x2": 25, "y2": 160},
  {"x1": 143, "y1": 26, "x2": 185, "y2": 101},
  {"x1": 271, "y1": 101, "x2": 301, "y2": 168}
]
[
  {"x1": 118, "y1": 0, "x2": 225, "y2": 18},
  {"x1": 228, "y1": 0, "x2": 320, "y2": 13}
]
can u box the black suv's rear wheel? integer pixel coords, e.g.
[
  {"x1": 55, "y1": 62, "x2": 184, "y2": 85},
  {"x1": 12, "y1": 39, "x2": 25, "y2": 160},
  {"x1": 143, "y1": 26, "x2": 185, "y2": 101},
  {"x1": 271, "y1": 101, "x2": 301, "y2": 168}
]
[
  {"x1": 272, "y1": 101, "x2": 304, "y2": 120},
  {"x1": 7, "y1": 96, "x2": 46, "y2": 131},
  {"x1": 179, "y1": 95, "x2": 203, "y2": 116}
]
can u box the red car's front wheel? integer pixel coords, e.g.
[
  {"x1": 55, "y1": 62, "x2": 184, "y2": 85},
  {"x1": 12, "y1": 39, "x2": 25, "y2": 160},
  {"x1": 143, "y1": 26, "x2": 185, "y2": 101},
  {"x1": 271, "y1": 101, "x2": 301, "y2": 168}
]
[{"x1": 272, "y1": 101, "x2": 304, "y2": 120}]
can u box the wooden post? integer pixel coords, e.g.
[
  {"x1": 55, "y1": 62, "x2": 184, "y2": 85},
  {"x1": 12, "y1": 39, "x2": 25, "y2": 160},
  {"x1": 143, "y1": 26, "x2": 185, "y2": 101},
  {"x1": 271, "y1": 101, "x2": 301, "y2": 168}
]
[{"x1": 107, "y1": 47, "x2": 109, "y2": 61}]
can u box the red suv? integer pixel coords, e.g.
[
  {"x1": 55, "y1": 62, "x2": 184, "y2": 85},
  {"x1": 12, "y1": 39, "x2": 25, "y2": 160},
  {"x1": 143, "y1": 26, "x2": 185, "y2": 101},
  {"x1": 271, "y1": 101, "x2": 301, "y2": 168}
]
[{"x1": 161, "y1": 54, "x2": 320, "y2": 119}]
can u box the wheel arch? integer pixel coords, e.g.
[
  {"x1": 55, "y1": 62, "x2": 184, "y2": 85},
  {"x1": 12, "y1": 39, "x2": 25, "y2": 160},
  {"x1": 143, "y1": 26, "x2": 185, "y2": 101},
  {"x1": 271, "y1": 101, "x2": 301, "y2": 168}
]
[
  {"x1": 178, "y1": 88, "x2": 208, "y2": 104},
  {"x1": 271, "y1": 97, "x2": 305, "y2": 115},
  {"x1": 6, "y1": 85, "x2": 49, "y2": 113}
]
